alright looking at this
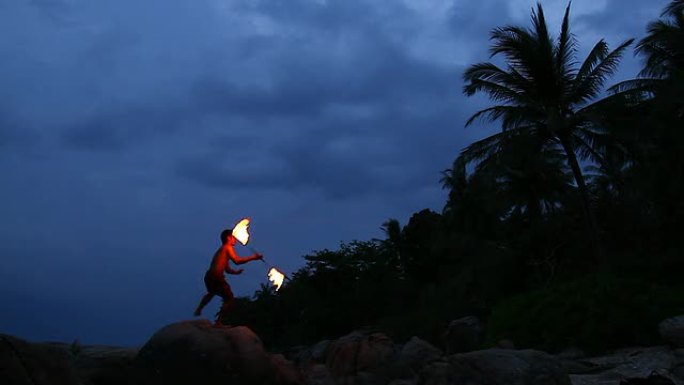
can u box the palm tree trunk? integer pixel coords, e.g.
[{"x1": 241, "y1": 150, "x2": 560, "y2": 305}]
[{"x1": 559, "y1": 135, "x2": 606, "y2": 267}]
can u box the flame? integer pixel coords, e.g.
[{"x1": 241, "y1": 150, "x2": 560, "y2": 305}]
[
  {"x1": 232, "y1": 218, "x2": 250, "y2": 245},
  {"x1": 268, "y1": 267, "x2": 285, "y2": 291}
]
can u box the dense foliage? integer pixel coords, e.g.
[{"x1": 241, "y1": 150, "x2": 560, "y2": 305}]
[{"x1": 227, "y1": 1, "x2": 684, "y2": 353}]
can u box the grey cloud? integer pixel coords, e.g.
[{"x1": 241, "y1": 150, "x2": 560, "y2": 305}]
[
  {"x1": 60, "y1": 104, "x2": 194, "y2": 151},
  {"x1": 61, "y1": 22, "x2": 459, "y2": 151},
  {"x1": 175, "y1": 99, "x2": 467, "y2": 200},
  {"x1": 0, "y1": 110, "x2": 39, "y2": 148},
  {"x1": 576, "y1": 0, "x2": 670, "y2": 39}
]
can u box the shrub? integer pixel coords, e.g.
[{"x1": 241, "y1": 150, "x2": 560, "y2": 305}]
[{"x1": 486, "y1": 273, "x2": 684, "y2": 353}]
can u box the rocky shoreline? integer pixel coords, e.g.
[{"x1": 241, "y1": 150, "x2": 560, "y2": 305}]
[{"x1": 2, "y1": 315, "x2": 683, "y2": 385}]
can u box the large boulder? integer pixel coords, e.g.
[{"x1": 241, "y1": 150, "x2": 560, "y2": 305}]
[
  {"x1": 310, "y1": 340, "x2": 332, "y2": 364},
  {"x1": 304, "y1": 364, "x2": 335, "y2": 385},
  {"x1": 326, "y1": 331, "x2": 397, "y2": 383},
  {"x1": 0, "y1": 334, "x2": 80, "y2": 385},
  {"x1": 442, "y1": 316, "x2": 483, "y2": 354},
  {"x1": 421, "y1": 348, "x2": 570, "y2": 385},
  {"x1": 398, "y1": 337, "x2": 442, "y2": 372},
  {"x1": 673, "y1": 348, "x2": 684, "y2": 380},
  {"x1": 287, "y1": 340, "x2": 332, "y2": 369},
  {"x1": 568, "y1": 346, "x2": 681, "y2": 385},
  {"x1": 620, "y1": 374, "x2": 676, "y2": 385},
  {"x1": 134, "y1": 320, "x2": 302, "y2": 385},
  {"x1": 37, "y1": 342, "x2": 138, "y2": 385},
  {"x1": 660, "y1": 316, "x2": 684, "y2": 348}
]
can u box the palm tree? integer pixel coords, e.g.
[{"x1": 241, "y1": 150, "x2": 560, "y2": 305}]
[
  {"x1": 461, "y1": 3, "x2": 633, "y2": 263},
  {"x1": 379, "y1": 218, "x2": 404, "y2": 274},
  {"x1": 477, "y1": 134, "x2": 574, "y2": 221},
  {"x1": 443, "y1": 136, "x2": 572, "y2": 222},
  {"x1": 610, "y1": 0, "x2": 684, "y2": 112},
  {"x1": 637, "y1": 0, "x2": 684, "y2": 80}
]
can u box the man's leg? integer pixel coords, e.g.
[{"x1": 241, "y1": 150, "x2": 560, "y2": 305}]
[
  {"x1": 194, "y1": 293, "x2": 214, "y2": 316},
  {"x1": 215, "y1": 281, "x2": 235, "y2": 326}
]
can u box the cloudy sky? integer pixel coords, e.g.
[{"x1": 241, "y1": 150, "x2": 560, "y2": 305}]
[{"x1": 0, "y1": 0, "x2": 669, "y2": 346}]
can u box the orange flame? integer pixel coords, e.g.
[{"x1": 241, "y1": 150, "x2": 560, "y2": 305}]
[
  {"x1": 232, "y1": 218, "x2": 250, "y2": 246},
  {"x1": 268, "y1": 267, "x2": 285, "y2": 291}
]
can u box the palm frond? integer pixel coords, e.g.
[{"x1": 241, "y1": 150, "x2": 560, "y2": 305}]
[
  {"x1": 459, "y1": 127, "x2": 535, "y2": 166},
  {"x1": 576, "y1": 41, "x2": 609, "y2": 83},
  {"x1": 490, "y1": 26, "x2": 541, "y2": 78},
  {"x1": 636, "y1": 18, "x2": 684, "y2": 78},
  {"x1": 463, "y1": 79, "x2": 529, "y2": 104},
  {"x1": 440, "y1": 157, "x2": 467, "y2": 192},
  {"x1": 555, "y1": 3, "x2": 577, "y2": 78},
  {"x1": 531, "y1": 3, "x2": 553, "y2": 55},
  {"x1": 572, "y1": 39, "x2": 634, "y2": 105},
  {"x1": 459, "y1": 131, "x2": 511, "y2": 165},
  {"x1": 465, "y1": 105, "x2": 541, "y2": 130},
  {"x1": 463, "y1": 62, "x2": 529, "y2": 94},
  {"x1": 572, "y1": 128, "x2": 609, "y2": 165},
  {"x1": 663, "y1": 0, "x2": 684, "y2": 17},
  {"x1": 607, "y1": 78, "x2": 660, "y2": 94}
]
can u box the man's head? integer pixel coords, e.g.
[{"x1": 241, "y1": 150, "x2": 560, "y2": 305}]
[{"x1": 220, "y1": 229, "x2": 236, "y2": 245}]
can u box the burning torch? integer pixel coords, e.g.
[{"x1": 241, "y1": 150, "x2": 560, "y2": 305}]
[
  {"x1": 232, "y1": 217, "x2": 287, "y2": 291},
  {"x1": 247, "y1": 247, "x2": 287, "y2": 291}
]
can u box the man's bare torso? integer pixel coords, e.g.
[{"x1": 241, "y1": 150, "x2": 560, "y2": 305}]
[{"x1": 208, "y1": 245, "x2": 232, "y2": 275}]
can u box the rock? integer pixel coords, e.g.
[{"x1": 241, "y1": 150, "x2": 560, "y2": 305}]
[
  {"x1": 388, "y1": 379, "x2": 418, "y2": 385},
  {"x1": 286, "y1": 340, "x2": 332, "y2": 369},
  {"x1": 673, "y1": 365, "x2": 684, "y2": 381},
  {"x1": 558, "y1": 347, "x2": 586, "y2": 360},
  {"x1": 419, "y1": 361, "x2": 455, "y2": 385},
  {"x1": 660, "y1": 316, "x2": 684, "y2": 348},
  {"x1": 134, "y1": 320, "x2": 302, "y2": 385},
  {"x1": 497, "y1": 339, "x2": 516, "y2": 349},
  {"x1": 569, "y1": 346, "x2": 681, "y2": 385},
  {"x1": 310, "y1": 340, "x2": 332, "y2": 364},
  {"x1": 326, "y1": 331, "x2": 397, "y2": 383},
  {"x1": 0, "y1": 334, "x2": 80, "y2": 385},
  {"x1": 398, "y1": 337, "x2": 442, "y2": 371},
  {"x1": 673, "y1": 349, "x2": 684, "y2": 380},
  {"x1": 620, "y1": 373, "x2": 677, "y2": 384},
  {"x1": 270, "y1": 353, "x2": 305, "y2": 385},
  {"x1": 69, "y1": 344, "x2": 138, "y2": 385},
  {"x1": 283, "y1": 345, "x2": 311, "y2": 369},
  {"x1": 443, "y1": 316, "x2": 482, "y2": 354},
  {"x1": 556, "y1": 347, "x2": 592, "y2": 375},
  {"x1": 444, "y1": 348, "x2": 570, "y2": 385},
  {"x1": 304, "y1": 364, "x2": 334, "y2": 385}
]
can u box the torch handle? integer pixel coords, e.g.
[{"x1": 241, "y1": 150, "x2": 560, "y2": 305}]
[{"x1": 249, "y1": 247, "x2": 269, "y2": 265}]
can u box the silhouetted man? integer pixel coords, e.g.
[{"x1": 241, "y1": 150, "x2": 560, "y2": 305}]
[{"x1": 194, "y1": 229, "x2": 262, "y2": 326}]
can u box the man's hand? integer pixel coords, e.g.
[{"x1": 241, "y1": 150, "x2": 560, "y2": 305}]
[{"x1": 234, "y1": 268, "x2": 244, "y2": 275}]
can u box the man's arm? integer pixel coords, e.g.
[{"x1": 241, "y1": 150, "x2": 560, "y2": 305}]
[{"x1": 226, "y1": 246, "x2": 262, "y2": 265}]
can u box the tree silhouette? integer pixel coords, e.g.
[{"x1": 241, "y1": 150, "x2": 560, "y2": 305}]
[
  {"x1": 638, "y1": 0, "x2": 684, "y2": 80},
  {"x1": 379, "y1": 218, "x2": 404, "y2": 275},
  {"x1": 461, "y1": 3, "x2": 632, "y2": 264}
]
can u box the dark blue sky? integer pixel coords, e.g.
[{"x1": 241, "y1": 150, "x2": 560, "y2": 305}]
[{"x1": 0, "y1": 0, "x2": 669, "y2": 346}]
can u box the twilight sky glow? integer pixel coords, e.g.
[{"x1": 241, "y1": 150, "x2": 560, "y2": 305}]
[{"x1": 0, "y1": 0, "x2": 669, "y2": 345}]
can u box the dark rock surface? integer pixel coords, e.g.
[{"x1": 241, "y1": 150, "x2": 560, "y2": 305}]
[
  {"x1": 660, "y1": 317, "x2": 684, "y2": 348},
  {"x1": 134, "y1": 319, "x2": 302, "y2": 385},
  {"x1": 0, "y1": 334, "x2": 80, "y2": 385},
  {"x1": 444, "y1": 348, "x2": 571, "y2": 385},
  {"x1": 442, "y1": 316, "x2": 483, "y2": 354}
]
